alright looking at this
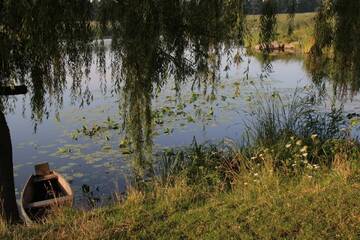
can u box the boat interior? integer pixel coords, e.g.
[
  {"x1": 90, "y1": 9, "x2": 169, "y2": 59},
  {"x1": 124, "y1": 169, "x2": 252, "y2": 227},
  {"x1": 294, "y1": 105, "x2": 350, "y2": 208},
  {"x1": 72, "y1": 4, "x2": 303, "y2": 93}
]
[{"x1": 23, "y1": 173, "x2": 71, "y2": 221}]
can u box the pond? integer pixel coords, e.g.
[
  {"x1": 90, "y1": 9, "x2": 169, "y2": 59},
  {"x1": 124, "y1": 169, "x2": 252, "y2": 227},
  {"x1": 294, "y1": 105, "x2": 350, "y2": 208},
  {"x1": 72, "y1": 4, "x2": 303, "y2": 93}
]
[
  {"x1": 6, "y1": 40, "x2": 360, "y2": 206},
  {"x1": 1, "y1": 1, "x2": 360, "y2": 211}
]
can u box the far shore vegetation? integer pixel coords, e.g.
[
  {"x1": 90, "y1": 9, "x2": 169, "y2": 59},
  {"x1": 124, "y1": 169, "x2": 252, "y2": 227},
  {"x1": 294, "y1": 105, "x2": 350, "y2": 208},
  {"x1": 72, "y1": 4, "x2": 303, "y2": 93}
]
[{"x1": 245, "y1": 13, "x2": 316, "y2": 53}]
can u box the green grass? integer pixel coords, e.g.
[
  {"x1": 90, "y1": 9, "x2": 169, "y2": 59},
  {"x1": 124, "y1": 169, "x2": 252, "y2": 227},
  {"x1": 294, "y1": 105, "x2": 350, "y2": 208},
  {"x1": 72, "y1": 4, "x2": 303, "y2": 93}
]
[
  {"x1": 245, "y1": 13, "x2": 316, "y2": 53},
  {"x1": 1, "y1": 143, "x2": 359, "y2": 239},
  {"x1": 2, "y1": 131, "x2": 360, "y2": 239}
]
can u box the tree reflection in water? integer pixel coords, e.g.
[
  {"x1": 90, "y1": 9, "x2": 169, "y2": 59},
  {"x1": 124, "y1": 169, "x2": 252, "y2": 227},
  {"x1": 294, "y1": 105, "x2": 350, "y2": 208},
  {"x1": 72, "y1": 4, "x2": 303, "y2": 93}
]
[{"x1": 309, "y1": 0, "x2": 360, "y2": 98}]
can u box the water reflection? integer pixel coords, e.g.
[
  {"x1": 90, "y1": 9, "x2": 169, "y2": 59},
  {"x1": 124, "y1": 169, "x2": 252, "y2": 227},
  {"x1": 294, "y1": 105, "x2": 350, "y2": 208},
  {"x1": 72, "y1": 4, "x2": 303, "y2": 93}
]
[
  {"x1": 310, "y1": 0, "x2": 360, "y2": 98},
  {"x1": 96, "y1": 0, "x2": 246, "y2": 181}
]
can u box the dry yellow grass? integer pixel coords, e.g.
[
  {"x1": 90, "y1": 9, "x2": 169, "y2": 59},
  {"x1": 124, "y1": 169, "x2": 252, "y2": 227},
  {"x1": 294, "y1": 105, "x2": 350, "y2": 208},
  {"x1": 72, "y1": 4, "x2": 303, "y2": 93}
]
[{"x1": 1, "y1": 160, "x2": 358, "y2": 239}]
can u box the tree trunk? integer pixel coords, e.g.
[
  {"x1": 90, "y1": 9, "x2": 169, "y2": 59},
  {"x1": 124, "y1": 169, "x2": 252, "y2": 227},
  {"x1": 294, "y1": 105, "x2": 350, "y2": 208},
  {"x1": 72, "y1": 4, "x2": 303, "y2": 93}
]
[
  {"x1": 0, "y1": 111, "x2": 19, "y2": 223},
  {"x1": 0, "y1": 85, "x2": 28, "y2": 96}
]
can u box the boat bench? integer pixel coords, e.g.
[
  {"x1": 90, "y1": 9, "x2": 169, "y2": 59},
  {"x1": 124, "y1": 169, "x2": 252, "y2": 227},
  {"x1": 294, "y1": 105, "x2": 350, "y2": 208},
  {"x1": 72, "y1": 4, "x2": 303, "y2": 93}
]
[
  {"x1": 25, "y1": 196, "x2": 72, "y2": 209},
  {"x1": 33, "y1": 173, "x2": 58, "y2": 183}
]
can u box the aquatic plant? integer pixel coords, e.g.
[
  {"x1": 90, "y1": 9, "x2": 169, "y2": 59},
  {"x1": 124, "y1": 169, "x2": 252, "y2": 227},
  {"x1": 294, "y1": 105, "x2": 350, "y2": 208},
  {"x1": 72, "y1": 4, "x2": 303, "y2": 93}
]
[{"x1": 244, "y1": 85, "x2": 345, "y2": 147}]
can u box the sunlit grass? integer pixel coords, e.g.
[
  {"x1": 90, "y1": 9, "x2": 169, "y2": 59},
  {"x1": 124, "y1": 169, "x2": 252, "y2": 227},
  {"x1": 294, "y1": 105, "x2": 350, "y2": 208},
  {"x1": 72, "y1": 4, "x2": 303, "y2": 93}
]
[{"x1": 2, "y1": 151, "x2": 359, "y2": 239}]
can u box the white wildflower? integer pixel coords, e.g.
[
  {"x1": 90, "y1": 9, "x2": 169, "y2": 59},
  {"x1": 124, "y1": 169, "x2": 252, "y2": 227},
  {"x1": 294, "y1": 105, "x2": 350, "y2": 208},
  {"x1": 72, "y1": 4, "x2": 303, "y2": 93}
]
[
  {"x1": 300, "y1": 146, "x2": 308, "y2": 153},
  {"x1": 311, "y1": 134, "x2": 318, "y2": 140}
]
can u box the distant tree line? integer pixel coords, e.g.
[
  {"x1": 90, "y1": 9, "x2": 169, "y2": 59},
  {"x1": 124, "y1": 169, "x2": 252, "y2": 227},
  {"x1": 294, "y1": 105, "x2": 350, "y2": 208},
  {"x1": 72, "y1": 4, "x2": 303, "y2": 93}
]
[{"x1": 244, "y1": 0, "x2": 321, "y2": 14}]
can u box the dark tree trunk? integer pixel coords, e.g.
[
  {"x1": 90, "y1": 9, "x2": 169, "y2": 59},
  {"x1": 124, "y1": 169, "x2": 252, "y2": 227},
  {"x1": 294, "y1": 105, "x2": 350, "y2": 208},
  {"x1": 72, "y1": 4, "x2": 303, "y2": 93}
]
[{"x1": 0, "y1": 111, "x2": 19, "y2": 223}]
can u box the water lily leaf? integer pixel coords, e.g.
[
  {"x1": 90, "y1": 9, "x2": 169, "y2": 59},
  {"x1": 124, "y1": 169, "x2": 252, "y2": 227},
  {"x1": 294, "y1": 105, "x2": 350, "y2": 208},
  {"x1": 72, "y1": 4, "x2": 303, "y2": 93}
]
[
  {"x1": 207, "y1": 107, "x2": 214, "y2": 117},
  {"x1": 102, "y1": 145, "x2": 112, "y2": 151},
  {"x1": 351, "y1": 118, "x2": 360, "y2": 127},
  {"x1": 155, "y1": 118, "x2": 164, "y2": 124},
  {"x1": 119, "y1": 138, "x2": 129, "y2": 148},
  {"x1": 187, "y1": 115, "x2": 195, "y2": 123},
  {"x1": 189, "y1": 93, "x2": 199, "y2": 103},
  {"x1": 122, "y1": 148, "x2": 132, "y2": 155},
  {"x1": 176, "y1": 103, "x2": 186, "y2": 110},
  {"x1": 57, "y1": 147, "x2": 72, "y2": 154},
  {"x1": 164, "y1": 128, "x2": 174, "y2": 134}
]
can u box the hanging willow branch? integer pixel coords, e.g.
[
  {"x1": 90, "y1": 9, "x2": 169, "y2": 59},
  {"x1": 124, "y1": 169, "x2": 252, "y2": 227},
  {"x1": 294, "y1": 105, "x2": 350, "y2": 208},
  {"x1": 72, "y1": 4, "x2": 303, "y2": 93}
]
[
  {"x1": 259, "y1": 0, "x2": 277, "y2": 52},
  {"x1": 287, "y1": 0, "x2": 296, "y2": 36}
]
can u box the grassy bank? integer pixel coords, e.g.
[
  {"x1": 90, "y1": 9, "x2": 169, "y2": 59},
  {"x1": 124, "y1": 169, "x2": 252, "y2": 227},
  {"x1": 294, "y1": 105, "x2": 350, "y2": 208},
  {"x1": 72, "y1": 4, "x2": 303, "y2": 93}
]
[
  {"x1": 1, "y1": 140, "x2": 359, "y2": 239},
  {"x1": 245, "y1": 13, "x2": 316, "y2": 53}
]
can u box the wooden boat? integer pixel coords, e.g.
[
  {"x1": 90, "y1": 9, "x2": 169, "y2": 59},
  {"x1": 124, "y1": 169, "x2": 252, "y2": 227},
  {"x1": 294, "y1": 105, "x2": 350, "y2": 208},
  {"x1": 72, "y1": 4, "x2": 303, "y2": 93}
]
[{"x1": 19, "y1": 163, "x2": 73, "y2": 223}]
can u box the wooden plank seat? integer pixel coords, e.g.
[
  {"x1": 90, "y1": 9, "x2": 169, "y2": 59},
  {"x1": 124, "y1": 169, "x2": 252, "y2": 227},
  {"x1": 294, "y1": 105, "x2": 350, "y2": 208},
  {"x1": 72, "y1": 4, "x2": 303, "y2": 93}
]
[
  {"x1": 33, "y1": 173, "x2": 58, "y2": 183},
  {"x1": 20, "y1": 166, "x2": 74, "y2": 223},
  {"x1": 25, "y1": 196, "x2": 72, "y2": 209}
]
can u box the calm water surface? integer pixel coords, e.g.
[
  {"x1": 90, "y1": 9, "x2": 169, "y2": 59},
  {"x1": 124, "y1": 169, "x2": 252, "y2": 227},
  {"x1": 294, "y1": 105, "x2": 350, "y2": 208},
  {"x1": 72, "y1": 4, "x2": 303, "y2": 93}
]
[{"x1": 7, "y1": 40, "x2": 360, "y2": 205}]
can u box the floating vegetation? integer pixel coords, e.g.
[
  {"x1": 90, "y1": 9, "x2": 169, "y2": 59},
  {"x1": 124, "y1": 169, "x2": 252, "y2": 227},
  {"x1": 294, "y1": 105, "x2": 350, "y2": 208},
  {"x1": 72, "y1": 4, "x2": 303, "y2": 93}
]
[
  {"x1": 350, "y1": 118, "x2": 360, "y2": 128},
  {"x1": 119, "y1": 138, "x2": 130, "y2": 149},
  {"x1": 163, "y1": 128, "x2": 174, "y2": 135},
  {"x1": 190, "y1": 93, "x2": 200, "y2": 103},
  {"x1": 101, "y1": 145, "x2": 112, "y2": 151},
  {"x1": 70, "y1": 116, "x2": 121, "y2": 140},
  {"x1": 56, "y1": 146, "x2": 72, "y2": 154}
]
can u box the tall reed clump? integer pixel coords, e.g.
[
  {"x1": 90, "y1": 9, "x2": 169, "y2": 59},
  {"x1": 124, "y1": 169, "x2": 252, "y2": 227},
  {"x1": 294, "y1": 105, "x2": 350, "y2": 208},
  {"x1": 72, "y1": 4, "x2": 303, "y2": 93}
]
[
  {"x1": 245, "y1": 85, "x2": 345, "y2": 145},
  {"x1": 243, "y1": 85, "x2": 350, "y2": 170},
  {"x1": 155, "y1": 84, "x2": 355, "y2": 186}
]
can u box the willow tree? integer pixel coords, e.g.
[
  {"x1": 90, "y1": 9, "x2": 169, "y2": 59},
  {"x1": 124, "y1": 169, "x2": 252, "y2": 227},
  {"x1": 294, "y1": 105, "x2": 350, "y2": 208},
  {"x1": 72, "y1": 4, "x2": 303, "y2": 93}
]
[
  {"x1": 94, "y1": 0, "x2": 247, "y2": 184},
  {"x1": 310, "y1": 0, "x2": 360, "y2": 97},
  {"x1": 0, "y1": 0, "x2": 93, "y2": 223}
]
